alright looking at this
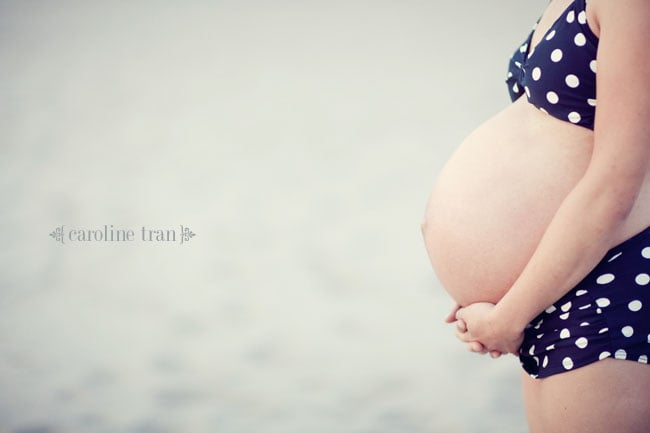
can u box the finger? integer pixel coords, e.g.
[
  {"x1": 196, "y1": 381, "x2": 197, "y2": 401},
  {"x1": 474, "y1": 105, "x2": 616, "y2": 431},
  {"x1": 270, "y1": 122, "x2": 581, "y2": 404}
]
[
  {"x1": 468, "y1": 341, "x2": 485, "y2": 353},
  {"x1": 456, "y1": 328, "x2": 473, "y2": 343},
  {"x1": 454, "y1": 306, "x2": 465, "y2": 321},
  {"x1": 444, "y1": 301, "x2": 461, "y2": 323},
  {"x1": 455, "y1": 322, "x2": 474, "y2": 342},
  {"x1": 489, "y1": 350, "x2": 502, "y2": 359}
]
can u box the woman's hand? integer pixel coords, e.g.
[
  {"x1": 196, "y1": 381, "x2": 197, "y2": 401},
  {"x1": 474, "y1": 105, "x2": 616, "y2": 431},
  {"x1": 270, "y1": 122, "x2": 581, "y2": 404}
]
[
  {"x1": 455, "y1": 302, "x2": 523, "y2": 355},
  {"x1": 445, "y1": 301, "x2": 502, "y2": 357}
]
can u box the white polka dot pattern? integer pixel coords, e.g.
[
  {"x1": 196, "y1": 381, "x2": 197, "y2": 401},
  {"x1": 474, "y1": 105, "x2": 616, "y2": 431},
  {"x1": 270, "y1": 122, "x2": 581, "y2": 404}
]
[
  {"x1": 566, "y1": 10, "x2": 575, "y2": 23},
  {"x1": 578, "y1": 11, "x2": 587, "y2": 24},
  {"x1": 519, "y1": 227, "x2": 650, "y2": 378},
  {"x1": 596, "y1": 298, "x2": 610, "y2": 307},
  {"x1": 550, "y1": 49, "x2": 563, "y2": 62},
  {"x1": 532, "y1": 67, "x2": 542, "y2": 81},
  {"x1": 565, "y1": 74, "x2": 580, "y2": 88},
  {"x1": 597, "y1": 273, "x2": 615, "y2": 285},
  {"x1": 505, "y1": 0, "x2": 598, "y2": 129},
  {"x1": 629, "y1": 300, "x2": 642, "y2": 312},
  {"x1": 622, "y1": 326, "x2": 635, "y2": 338},
  {"x1": 635, "y1": 273, "x2": 650, "y2": 285}
]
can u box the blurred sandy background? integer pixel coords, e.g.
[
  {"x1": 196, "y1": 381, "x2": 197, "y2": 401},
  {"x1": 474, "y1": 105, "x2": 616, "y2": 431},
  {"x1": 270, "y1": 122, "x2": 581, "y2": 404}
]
[{"x1": 0, "y1": 1, "x2": 545, "y2": 432}]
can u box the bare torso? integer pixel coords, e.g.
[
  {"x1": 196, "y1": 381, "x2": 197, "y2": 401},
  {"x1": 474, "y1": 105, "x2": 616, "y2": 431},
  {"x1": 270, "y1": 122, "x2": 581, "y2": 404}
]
[{"x1": 422, "y1": 96, "x2": 650, "y2": 307}]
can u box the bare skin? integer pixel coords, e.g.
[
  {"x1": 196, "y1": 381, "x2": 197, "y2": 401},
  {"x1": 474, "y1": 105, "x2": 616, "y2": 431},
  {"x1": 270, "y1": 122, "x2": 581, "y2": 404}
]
[
  {"x1": 422, "y1": 0, "x2": 650, "y2": 431},
  {"x1": 522, "y1": 361, "x2": 650, "y2": 433}
]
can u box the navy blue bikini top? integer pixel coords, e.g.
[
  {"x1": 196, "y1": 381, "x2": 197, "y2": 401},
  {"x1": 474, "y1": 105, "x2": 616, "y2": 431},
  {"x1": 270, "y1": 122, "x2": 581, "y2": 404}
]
[{"x1": 506, "y1": 0, "x2": 599, "y2": 129}]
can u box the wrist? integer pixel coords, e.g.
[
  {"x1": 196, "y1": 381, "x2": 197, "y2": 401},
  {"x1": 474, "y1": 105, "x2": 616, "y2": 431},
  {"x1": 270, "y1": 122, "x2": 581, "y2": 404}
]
[{"x1": 493, "y1": 298, "x2": 534, "y2": 332}]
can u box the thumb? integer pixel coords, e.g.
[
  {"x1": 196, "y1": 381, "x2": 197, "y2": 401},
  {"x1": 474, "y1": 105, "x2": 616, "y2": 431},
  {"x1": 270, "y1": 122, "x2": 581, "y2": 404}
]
[{"x1": 444, "y1": 301, "x2": 462, "y2": 323}]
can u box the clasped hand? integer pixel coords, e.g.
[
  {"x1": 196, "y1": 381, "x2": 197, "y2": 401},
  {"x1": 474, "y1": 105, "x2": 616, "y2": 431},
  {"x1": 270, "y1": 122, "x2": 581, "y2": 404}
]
[{"x1": 445, "y1": 301, "x2": 524, "y2": 357}]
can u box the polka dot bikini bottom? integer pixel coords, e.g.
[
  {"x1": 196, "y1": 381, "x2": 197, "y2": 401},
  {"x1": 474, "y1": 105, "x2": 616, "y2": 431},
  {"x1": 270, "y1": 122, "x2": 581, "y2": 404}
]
[{"x1": 519, "y1": 226, "x2": 650, "y2": 379}]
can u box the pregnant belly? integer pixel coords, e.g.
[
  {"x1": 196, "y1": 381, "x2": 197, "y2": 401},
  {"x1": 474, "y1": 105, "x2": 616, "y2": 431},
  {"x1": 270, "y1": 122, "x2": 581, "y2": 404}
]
[{"x1": 422, "y1": 100, "x2": 593, "y2": 306}]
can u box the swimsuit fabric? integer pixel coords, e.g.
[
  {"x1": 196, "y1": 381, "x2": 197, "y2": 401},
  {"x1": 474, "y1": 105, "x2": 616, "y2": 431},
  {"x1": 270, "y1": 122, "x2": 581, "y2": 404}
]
[
  {"x1": 519, "y1": 227, "x2": 650, "y2": 378},
  {"x1": 506, "y1": 0, "x2": 598, "y2": 129}
]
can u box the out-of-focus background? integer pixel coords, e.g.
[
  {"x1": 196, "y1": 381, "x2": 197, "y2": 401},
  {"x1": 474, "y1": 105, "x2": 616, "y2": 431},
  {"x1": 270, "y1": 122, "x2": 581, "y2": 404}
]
[{"x1": 0, "y1": 1, "x2": 545, "y2": 432}]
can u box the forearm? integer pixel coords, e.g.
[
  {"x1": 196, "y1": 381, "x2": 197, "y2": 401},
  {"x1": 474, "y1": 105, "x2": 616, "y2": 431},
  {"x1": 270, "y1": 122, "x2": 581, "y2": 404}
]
[{"x1": 494, "y1": 174, "x2": 638, "y2": 330}]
